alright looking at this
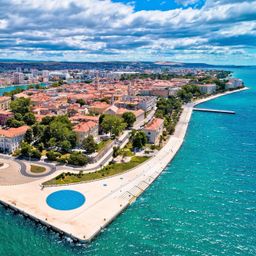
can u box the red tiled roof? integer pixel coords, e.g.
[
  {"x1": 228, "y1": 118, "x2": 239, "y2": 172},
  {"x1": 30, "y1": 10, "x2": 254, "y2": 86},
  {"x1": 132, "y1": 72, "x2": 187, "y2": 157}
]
[
  {"x1": 144, "y1": 118, "x2": 164, "y2": 131},
  {"x1": 0, "y1": 96, "x2": 11, "y2": 102},
  {"x1": 90, "y1": 102, "x2": 110, "y2": 109},
  {"x1": 73, "y1": 121, "x2": 98, "y2": 133},
  {"x1": 0, "y1": 110, "x2": 13, "y2": 115},
  {"x1": 0, "y1": 125, "x2": 29, "y2": 138},
  {"x1": 70, "y1": 115, "x2": 99, "y2": 122}
]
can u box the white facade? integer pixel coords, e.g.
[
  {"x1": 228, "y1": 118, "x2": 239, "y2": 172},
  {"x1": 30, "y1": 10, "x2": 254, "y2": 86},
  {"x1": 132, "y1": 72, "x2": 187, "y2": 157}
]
[
  {"x1": 138, "y1": 97, "x2": 157, "y2": 112},
  {"x1": 0, "y1": 126, "x2": 28, "y2": 153},
  {"x1": 0, "y1": 134, "x2": 25, "y2": 153},
  {"x1": 225, "y1": 79, "x2": 243, "y2": 90},
  {"x1": 198, "y1": 84, "x2": 217, "y2": 94},
  {"x1": 143, "y1": 118, "x2": 164, "y2": 144},
  {"x1": 13, "y1": 72, "x2": 24, "y2": 84}
]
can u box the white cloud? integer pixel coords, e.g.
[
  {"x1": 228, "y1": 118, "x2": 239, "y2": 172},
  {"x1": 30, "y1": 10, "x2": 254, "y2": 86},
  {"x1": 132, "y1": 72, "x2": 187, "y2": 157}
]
[
  {"x1": 175, "y1": 0, "x2": 201, "y2": 7},
  {"x1": 0, "y1": 0, "x2": 255, "y2": 64}
]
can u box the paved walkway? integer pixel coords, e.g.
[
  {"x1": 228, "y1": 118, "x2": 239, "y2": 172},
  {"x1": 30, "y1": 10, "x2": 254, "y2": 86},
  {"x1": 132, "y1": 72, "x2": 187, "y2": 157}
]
[
  {"x1": 19, "y1": 160, "x2": 56, "y2": 178},
  {"x1": 0, "y1": 155, "x2": 57, "y2": 185},
  {"x1": 0, "y1": 158, "x2": 36, "y2": 185}
]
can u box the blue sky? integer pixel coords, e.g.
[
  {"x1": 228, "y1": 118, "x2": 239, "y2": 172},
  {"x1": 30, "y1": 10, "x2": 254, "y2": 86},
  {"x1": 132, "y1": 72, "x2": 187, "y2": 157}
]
[
  {"x1": 0, "y1": 0, "x2": 255, "y2": 65},
  {"x1": 112, "y1": 0, "x2": 205, "y2": 11}
]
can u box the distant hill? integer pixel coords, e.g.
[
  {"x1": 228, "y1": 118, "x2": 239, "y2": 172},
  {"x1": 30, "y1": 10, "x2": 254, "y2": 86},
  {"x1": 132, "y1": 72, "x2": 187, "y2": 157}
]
[{"x1": 0, "y1": 59, "x2": 252, "y2": 71}]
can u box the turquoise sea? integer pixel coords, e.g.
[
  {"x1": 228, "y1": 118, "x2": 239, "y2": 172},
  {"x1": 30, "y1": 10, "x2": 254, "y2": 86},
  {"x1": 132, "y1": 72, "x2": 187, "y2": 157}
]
[
  {"x1": 0, "y1": 67, "x2": 255, "y2": 256},
  {"x1": 0, "y1": 83, "x2": 47, "y2": 96}
]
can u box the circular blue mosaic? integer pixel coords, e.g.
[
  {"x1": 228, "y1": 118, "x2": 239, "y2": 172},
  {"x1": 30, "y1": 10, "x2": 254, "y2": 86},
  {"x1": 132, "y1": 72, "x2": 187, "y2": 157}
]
[{"x1": 46, "y1": 190, "x2": 85, "y2": 211}]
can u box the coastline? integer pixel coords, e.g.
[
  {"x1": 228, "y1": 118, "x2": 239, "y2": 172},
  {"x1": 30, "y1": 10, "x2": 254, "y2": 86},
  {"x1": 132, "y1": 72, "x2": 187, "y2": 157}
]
[
  {"x1": 193, "y1": 87, "x2": 249, "y2": 106},
  {"x1": 0, "y1": 87, "x2": 249, "y2": 243}
]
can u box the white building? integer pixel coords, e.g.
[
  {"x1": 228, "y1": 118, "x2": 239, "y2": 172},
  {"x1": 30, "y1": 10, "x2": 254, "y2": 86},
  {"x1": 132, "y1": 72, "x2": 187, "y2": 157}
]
[
  {"x1": 13, "y1": 72, "x2": 24, "y2": 84},
  {"x1": 143, "y1": 118, "x2": 164, "y2": 144},
  {"x1": 0, "y1": 126, "x2": 29, "y2": 153},
  {"x1": 105, "y1": 106, "x2": 145, "y2": 128},
  {"x1": 225, "y1": 79, "x2": 243, "y2": 90},
  {"x1": 73, "y1": 121, "x2": 99, "y2": 145},
  {"x1": 121, "y1": 95, "x2": 157, "y2": 112},
  {"x1": 138, "y1": 96, "x2": 157, "y2": 112},
  {"x1": 42, "y1": 70, "x2": 49, "y2": 79},
  {"x1": 31, "y1": 69, "x2": 39, "y2": 78},
  {"x1": 197, "y1": 84, "x2": 217, "y2": 94}
]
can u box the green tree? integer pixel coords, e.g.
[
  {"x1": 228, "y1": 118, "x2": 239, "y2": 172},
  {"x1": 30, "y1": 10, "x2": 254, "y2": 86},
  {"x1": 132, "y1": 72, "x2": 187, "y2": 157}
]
[
  {"x1": 14, "y1": 113, "x2": 23, "y2": 121},
  {"x1": 177, "y1": 85, "x2": 201, "y2": 103},
  {"x1": 101, "y1": 115, "x2": 126, "y2": 137},
  {"x1": 47, "y1": 115, "x2": 76, "y2": 148},
  {"x1": 99, "y1": 114, "x2": 105, "y2": 125},
  {"x1": 32, "y1": 123, "x2": 45, "y2": 139},
  {"x1": 113, "y1": 146, "x2": 120, "y2": 158},
  {"x1": 46, "y1": 150, "x2": 61, "y2": 161},
  {"x1": 23, "y1": 112, "x2": 36, "y2": 125},
  {"x1": 132, "y1": 131, "x2": 147, "y2": 150},
  {"x1": 68, "y1": 152, "x2": 88, "y2": 166},
  {"x1": 60, "y1": 140, "x2": 72, "y2": 153},
  {"x1": 122, "y1": 112, "x2": 136, "y2": 128},
  {"x1": 24, "y1": 129, "x2": 33, "y2": 143},
  {"x1": 6, "y1": 117, "x2": 25, "y2": 128},
  {"x1": 41, "y1": 116, "x2": 55, "y2": 125},
  {"x1": 20, "y1": 142, "x2": 31, "y2": 157},
  {"x1": 48, "y1": 137, "x2": 57, "y2": 148},
  {"x1": 20, "y1": 142, "x2": 41, "y2": 159},
  {"x1": 82, "y1": 135, "x2": 97, "y2": 154},
  {"x1": 76, "y1": 99, "x2": 86, "y2": 106},
  {"x1": 10, "y1": 97, "x2": 31, "y2": 115},
  {"x1": 30, "y1": 148, "x2": 41, "y2": 159}
]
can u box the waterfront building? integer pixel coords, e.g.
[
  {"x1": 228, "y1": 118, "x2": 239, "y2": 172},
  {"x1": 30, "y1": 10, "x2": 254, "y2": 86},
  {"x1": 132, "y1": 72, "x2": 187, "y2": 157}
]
[
  {"x1": 0, "y1": 126, "x2": 29, "y2": 153},
  {"x1": 143, "y1": 118, "x2": 164, "y2": 144},
  {"x1": 197, "y1": 84, "x2": 217, "y2": 94},
  {"x1": 225, "y1": 79, "x2": 243, "y2": 90}
]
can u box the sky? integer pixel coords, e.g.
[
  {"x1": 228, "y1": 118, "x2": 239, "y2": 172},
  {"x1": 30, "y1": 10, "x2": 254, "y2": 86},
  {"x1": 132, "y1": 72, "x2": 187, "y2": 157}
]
[{"x1": 0, "y1": 0, "x2": 255, "y2": 65}]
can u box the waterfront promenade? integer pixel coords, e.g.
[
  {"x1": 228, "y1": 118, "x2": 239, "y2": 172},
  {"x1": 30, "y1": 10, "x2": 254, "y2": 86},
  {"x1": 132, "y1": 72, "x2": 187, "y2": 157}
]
[{"x1": 0, "y1": 88, "x2": 248, "y2": 242}]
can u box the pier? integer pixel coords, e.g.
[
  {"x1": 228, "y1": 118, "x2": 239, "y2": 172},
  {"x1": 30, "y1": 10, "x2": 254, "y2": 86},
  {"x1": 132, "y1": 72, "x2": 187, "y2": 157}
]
[{"x1": 193, "y1": 108, "x2": 235, "y2": 114}]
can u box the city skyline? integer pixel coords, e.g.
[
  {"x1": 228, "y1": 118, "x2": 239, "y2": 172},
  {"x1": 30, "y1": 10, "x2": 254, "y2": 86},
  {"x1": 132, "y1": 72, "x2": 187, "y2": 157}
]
[{"x1": 0, "y1": 0, "x2": 255, "y2": 65}]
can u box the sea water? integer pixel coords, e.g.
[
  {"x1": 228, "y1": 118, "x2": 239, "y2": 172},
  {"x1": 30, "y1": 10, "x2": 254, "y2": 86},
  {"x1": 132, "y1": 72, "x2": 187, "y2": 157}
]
[{"x1": 0, "y1": 67, "x2": 255, "y2": 256}]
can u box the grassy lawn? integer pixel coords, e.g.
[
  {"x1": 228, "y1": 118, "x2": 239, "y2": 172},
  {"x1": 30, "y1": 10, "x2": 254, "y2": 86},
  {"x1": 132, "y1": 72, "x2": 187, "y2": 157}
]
[
  {"x1": 30, "y1": 165, "x2": 46, "y2": 173},
  {"x1": 97, "y1": 139, "x2": 113, "y2": 152},
  {"x1": 43, "y1": 156, "x2": 149, "y2": 186}
]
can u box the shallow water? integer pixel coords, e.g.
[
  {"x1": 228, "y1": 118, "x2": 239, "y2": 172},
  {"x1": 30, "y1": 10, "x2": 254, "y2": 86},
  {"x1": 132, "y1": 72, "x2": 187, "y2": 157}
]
[{"x1": 0, "y1": 67, "x2": 255, "y2": 255}]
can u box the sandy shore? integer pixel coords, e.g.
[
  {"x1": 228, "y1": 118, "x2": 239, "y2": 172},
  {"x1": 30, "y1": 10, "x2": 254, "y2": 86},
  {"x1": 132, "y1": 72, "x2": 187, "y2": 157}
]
[{"x1": 0, "y1": 87, "x2": 249, "y2": 243}]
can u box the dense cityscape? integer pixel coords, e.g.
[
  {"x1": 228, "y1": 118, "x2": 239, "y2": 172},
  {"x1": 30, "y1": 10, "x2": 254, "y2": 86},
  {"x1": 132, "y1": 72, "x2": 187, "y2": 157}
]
[{"x1": 0, "y1": 64, "x2": 243, "y2": 165}]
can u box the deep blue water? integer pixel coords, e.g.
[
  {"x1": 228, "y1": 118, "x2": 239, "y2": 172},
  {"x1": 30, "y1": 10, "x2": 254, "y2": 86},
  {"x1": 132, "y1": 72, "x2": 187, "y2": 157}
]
[
  {"x1": 0, "y1": 67, "x2": 255, "y2": 255},
  {"x1": 46, "y1": 190, "x2": 85, "y2": 211}
]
